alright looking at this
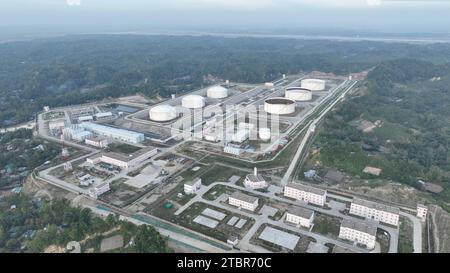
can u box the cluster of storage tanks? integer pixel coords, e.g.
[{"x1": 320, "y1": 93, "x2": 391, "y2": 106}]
[
  {"x1": 285, "y1": 87, "x2": 313, "y2": 101},
  {"x1": 300, "y1": 79, "x2": 325, "y2": 91},
  {"x1": 148, "y1": 85, "x2": 229, "y2": 122},
  {"x1": 264, "y1": 79, "x2": 325, "y2": 115}
]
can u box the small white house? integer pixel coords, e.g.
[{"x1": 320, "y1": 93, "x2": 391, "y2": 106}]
[
  {"x1": 229, "y1": 192, "x2": 259, "y2": 212},
  {"x1": 285, "y1": 207, "x2": 315, "y2": 229},
  {"x1": 417, "y1": 204, "x2": 428, "y2": 221},
  {"x1": 244, "y1": 167, "x2": 267, "y2": 190},
  {"x1": 184, "y1": 178, "x2": 202, "y2": 194},
  {"x1": 88, "y1": 182, "x2": 110, "y2": 199}
]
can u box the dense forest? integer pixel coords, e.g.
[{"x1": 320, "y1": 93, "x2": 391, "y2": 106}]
[
  {"x1": 314, "y1": 58, "x2": 450, "y2": 207},
  {"x1": 0, "y1": 129, "x2": 61, "y2": 189},
  {"x1": 2, "y1": 35, "x2": 450, "y2": 126},
  {"x1": 0, "y1": 195, "x2": 171, "y2": 253}
]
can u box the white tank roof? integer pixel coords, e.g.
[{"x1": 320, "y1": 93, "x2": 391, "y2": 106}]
[
  {"x1": 150, "y1": 104, "x2": 176, "y2": 113},
  {"x1": 149, "y1": 104, "x2": 177, "y2": 122},
  {"x1": 182, "y1": 95, "x2": 205, "y2": 109},
  {"x1": 207, "y1": 86, "x2": 228, "y2": 98},
  {"x1": 208, "y1": 86, "x2": 227, "y2": 93}
]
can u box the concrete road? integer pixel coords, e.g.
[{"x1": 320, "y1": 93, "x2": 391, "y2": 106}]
[
  {"x1": 400, "y1": 211, "x2": 422, "y2": 253},
  {"x1": 281, "y1": 80, "x2": 358, "y2": 186}
]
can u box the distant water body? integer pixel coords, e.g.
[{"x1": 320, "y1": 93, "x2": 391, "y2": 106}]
[
  {"x1": 1, "y1": 30, "x2": 450, "y2": 44},
  {"x1": 98, "y1": 30, "x2": 450, "y2": 44}
]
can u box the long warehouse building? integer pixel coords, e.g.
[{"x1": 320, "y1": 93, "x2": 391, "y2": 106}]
[{"x1": 79, "y1": 122, "x2": 145, "y2": 144}]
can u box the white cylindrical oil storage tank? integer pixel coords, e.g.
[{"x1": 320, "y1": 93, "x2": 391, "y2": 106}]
[
  {"x1": 259, "y1": 128, "x2": 271, "y2": 141},
  {"x1": 301, "y1": 79, "x2": 325, "y2": 91},
  {"x1": 182, "y1": 95, "x2": 205, "y2": 109},
  {"x1": 264, "y1": 97, "x2": 296, "y2": 115},
  {"x1": 285, "y1": 87, "x2": 313, "y2": 101},
  {"x1": 149, "y1": 105, "x2": 177, "y2": 122},
  {"x1": 207, "y1": 86, "x2": 228, "y2": 99}
]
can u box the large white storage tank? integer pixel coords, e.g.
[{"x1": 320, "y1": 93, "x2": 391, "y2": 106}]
[
  {"x1": 285, "y1": 87, "x2": 313, "y2": 101},
  {"x1": 207, "y1": 86, "x2": 228, "y2": 99},
  {"x1": 259, "y1": 128, "x2": 271, "y2": 141},
  {"x1": 264, "y1": 97, "x2": 296, "y2": 115},
  {"x1": 182, "y1": 95, "x2": 205, "y2": 109},
  {"x1": 149, "y1": 105, "x2": 177, "y2": 122},
  {"x1": 301, "y1": 79, "x2": 325, "y2": 91}
]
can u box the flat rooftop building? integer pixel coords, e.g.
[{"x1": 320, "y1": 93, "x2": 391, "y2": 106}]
[
  {"x1": 87, "y1": 147, "x2": 158, "y2": 169},
  {"x1": 284, "y1": 182, "x2": 327, "y2": 207},
  {"x1": 350, "y1": 198, "x2": 400, "y2": 226},
  {"x1": 339, "y1": 219, "x2": 377, "y2": 249},
  {"x1": 79, "y1": 122, "x2": 144, "y2": 144},
  {"x1": 244, "y1": 168, "x2": 267, "y2": 190},
  {"x1": 286, "y1": 207, "x2": 315, "y2": 228},
  {"x1": 229, "y1": 192, "x2": 259, "y2": 212}
]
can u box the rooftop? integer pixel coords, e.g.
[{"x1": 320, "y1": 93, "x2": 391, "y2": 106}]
[
  {"x1": 80, "y1": 122, "x2": 144, "y2": 139},
  {"x1": 87, "y1": 135, "x2": 107, "y2": 142},
  {"x1": 229, "y1": 191, "x2": 258, "y2": 204},
  {"x1": 286, "y1": 182, "x2": 327, "y2": 196},
  {"x1": 341, "y1": 219, "x2": 377, "y2": 236},
  {"x1": 246, "y1": 174, "x2": 265, "y2": 183},
  {"x1": 102, "y1": 147, "x2": 157, "y2": 163},
  {"x1": 324, "y1": 169, "x2": 345, "y2": 182},
  {"x1": 287, "y1": 206, "x2": 314, "y2": 219},
  {"x1": 352, "y1": 198, "x2": 400, "y2": 215}
]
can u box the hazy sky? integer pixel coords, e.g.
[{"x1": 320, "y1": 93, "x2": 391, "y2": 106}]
[{"x1": 1, "y1": 0, "x2": 450, "y2": 37}]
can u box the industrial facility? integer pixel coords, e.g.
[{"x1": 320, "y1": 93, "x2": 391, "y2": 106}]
[
  {"x1": 207, "y1": 85, "x2": 228, "y2": 99},
  {"x1": 301, "y1": 79, "x2": 326, "y2": 91},
  {"x1": 182, "y1": 95, "x2": 205, "y2": 109},
  {"x1": 264, "y1": 97, "x2": 296, "y2": 115},
  {"x1": 149, "y1": 104, "x2": 177, "y2": 122},
  {"x1": 259, "y1": 128, "x2": 271, "y2": 141},
  {"x1": 79, "y1": 122, "x2": 145, "y2": 144},
  {"x1": 285, "y1": 87, "x2": 313, "y2": 101}
]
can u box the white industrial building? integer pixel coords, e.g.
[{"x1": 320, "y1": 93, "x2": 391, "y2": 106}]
[
  {"x1": 416, "y1": 204, "x2": 428, "y2": 221},
  {"x1": 259, "y1": 128, "x2": 271, "y2": 141},
  {"x1": 224, "y1": 146, "x2": 241, "y2": 156},
  {"x1": 204, "y1": 131, "x2": 222, "y2": 142},
  {"x1": 72, "y1": 131, "x2": 93, "y2": 142},
  {"x1": 285, "y1": 207, "x2": 315, "y2": 229},
  {"x1": 238, "y1": 122, "x2": 255, "y2": 131},
  {"x1": 86, "y1": 147, "x2": 158, "y2": 169},
  {"x1": 285, "y1": 87, "x2": 313, "y2": 101},
  {"x1": 207, "y1": 86, "x2": 228, "y2": 99},
  {"x1": 85, "y1": 136, "x2": 111, "y2": 148},
  {"x1": 301, "y1": 79, "x2": 326, "y2": 91},
  {"x1": 78, "y1": 115, "x2": 93, "y2": 122},
  {"x1": 230, "y1": 129, "x2": 249, "y2": 143},
  {"x1": 244, "y1": 168, "x2": 267, "y2": 190},
  {"x1": 79, "y1": 122, "x2": 145, "y2": 144},
  {"x1": 349, "y1": 198, "x2": 400, "y2": 227},
  {"x1": 184, "y1": 178, "x2": 202, "y2": 194},
  {"x1": 88, "y1": 182, "x2": 110, "y2": 199},
  {"x1": 49, "y1": 119, "x2": 66, "y2": 130},
  {"x1": 284, "y1": 183, "x2": 327, "y2": 207},
  {"x1": 182, "y1": 95, "x2": 205, "y2": 109},
  {"x1": 339, "y1": 219, "x2": 377, "y2": 250},
  {"x1": 94, "y1": 112, "x2": 113, "y2": 120},
  {"x1": 264, "y1": 97, "x2": 296, "y2": 115},
  {"x1": 62, "y1": 125, "x2": 93, "y2": 142},
  {"x1": 149, "y1": 105, "x2": 177, "y2": 122},
  {"x1": 229, "y1": 192, "x2": 259, "y2": 212}
]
